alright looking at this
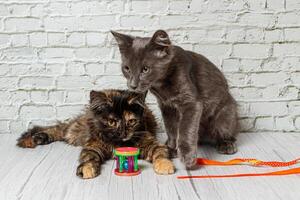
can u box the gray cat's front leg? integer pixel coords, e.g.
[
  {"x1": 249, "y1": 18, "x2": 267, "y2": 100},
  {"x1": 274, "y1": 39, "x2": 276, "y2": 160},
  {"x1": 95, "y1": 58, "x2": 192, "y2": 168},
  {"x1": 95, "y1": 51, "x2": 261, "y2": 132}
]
[
  {"x1": 160, "y1": 104, "x2": 179, "y2": 158},
  {"x1": 177, "y1": 102, "x2": 202, "y2": 169}
]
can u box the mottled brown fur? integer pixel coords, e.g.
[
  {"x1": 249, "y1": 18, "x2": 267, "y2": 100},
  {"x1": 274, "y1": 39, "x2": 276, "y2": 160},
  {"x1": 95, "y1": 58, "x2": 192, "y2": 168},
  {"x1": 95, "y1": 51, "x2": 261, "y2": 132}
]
[{"x1": 17, "y1": 89, "x2": 174, "y2": 179}]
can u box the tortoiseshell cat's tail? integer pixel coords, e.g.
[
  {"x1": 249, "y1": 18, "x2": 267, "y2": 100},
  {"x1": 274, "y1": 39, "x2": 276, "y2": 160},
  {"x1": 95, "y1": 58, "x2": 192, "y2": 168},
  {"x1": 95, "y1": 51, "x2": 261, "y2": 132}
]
[{"x1": 17, "y1": 123, "x2": 68, "y2": 148}]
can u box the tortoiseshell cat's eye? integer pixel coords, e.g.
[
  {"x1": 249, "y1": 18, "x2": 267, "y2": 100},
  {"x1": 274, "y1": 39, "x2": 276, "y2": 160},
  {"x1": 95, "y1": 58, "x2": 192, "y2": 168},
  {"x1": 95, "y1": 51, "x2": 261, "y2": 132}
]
[
  {"x1": 128, "y1": 119, "x2": 137, "y2": 126},
  {"x1": 108, "y1": 119, "x2": 117, "y2": 127}
]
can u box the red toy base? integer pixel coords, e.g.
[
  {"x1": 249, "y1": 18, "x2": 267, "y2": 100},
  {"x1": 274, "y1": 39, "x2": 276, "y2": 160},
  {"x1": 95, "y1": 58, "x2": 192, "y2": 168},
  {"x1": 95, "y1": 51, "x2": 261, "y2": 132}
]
[{"x1": 114, "y1": 169, "x2": 141, "y2": 176}]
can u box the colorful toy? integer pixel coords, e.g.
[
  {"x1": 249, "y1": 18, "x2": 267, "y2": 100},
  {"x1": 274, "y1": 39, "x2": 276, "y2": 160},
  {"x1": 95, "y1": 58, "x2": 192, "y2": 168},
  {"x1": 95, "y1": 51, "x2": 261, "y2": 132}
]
[
  {"x1": 177, "y1": 157, "x2": 300, "y2": 179},
  {"x1": 114, "y1": 147, "x2": 141, "y2": 176}
]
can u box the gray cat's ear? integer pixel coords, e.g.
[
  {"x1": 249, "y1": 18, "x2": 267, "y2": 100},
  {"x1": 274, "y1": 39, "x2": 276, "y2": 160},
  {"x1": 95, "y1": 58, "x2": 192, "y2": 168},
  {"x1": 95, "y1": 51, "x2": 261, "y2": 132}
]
[
  {"x1": 128, "y1": 91, "x2": 148, "y2": 108},
  {"x1": 150, "y1": 30, "x2": 171, "y2": 57},
  {"x1": 111, "y1": 31, "x2": 134, "y2": 52},
  {"x1": 151, "y1": 30, "x2": 171, "y2": 47}
]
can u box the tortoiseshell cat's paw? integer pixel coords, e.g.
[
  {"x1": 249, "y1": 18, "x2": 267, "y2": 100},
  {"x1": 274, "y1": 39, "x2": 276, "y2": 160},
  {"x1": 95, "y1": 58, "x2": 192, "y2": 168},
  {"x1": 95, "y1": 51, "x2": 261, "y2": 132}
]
[
  {"x1": 153, "y1": 158, "x2": 175, "y2": 175},
  {"x1": 17, "y1": 131, "x2": 52, "y2": 148},
  {"x1": 76, "y1": 161, "x2": 100, "y2": 179},
  {"x1": 216, "y1": 141, "x2": 237, "y2": 155}
]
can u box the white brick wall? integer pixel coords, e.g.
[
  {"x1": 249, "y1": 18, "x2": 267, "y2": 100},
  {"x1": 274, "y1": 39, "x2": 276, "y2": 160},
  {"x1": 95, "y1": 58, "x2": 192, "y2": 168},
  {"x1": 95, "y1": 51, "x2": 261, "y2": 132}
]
[{"x1": 0, "y1": 0, "x2": 299, "y2": 134}]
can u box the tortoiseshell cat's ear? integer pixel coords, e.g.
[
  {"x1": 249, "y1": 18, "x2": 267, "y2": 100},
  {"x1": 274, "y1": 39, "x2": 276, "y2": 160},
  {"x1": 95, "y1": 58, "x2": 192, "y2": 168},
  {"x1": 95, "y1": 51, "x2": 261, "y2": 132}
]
[
  {"x1": 149, "y1": 30, "x2": 171, "y2": 58},
  {"x1": 89, "y1": 90, "x2": 112, "y2": 111},
  {"x1": 90, "y1": 90, "x2": 108, "y2": 103},
  {"x1": 128, "y1": 91, "x2": 148, "y2": 108},
  {"x1": 111, "y1": 31, "x2": 134, "y2": 53}
]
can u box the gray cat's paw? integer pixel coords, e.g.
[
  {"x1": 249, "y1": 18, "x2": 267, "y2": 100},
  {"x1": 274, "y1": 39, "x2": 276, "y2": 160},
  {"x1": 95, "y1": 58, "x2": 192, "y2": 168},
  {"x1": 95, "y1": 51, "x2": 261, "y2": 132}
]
[{"x1": 217, "y1": 141, "x2": 237, "y2": 154}]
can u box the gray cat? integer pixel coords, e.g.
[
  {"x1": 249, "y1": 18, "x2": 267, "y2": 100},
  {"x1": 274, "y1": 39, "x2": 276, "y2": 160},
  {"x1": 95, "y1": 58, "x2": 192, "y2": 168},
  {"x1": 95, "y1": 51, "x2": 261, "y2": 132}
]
[{"x1": 111, "y1": 30, "x2": 239, "y2": 169}]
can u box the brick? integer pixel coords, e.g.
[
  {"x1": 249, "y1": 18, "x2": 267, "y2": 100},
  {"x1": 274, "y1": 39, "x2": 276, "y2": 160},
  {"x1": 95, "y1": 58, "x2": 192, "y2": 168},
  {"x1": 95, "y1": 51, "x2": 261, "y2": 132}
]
[
  {"x1": 39, "y1": 48, "x2": 73, "y2": 59},
  {"x1": 30, "y1": 91, "x2": 48, "y2": 103},
  {"x1": 95, "y1": 76, "x2": 127, "y2": 89},
  {"x1": 222, "y1": 59, "x2": 240, "y2": 72},
  {"x1": 291, "y1": 72, "x2": 300, "y2": 85},
  {"x1": 295, "y1": 117, "x2": 300, "y2": 130},
  {"x1": 65, "y1": 62, "x2": 85, "y2": 75},
  {"x1": 7, "y1": 4, "x2": 31, "y2": 16},
  {"x1": 195, "y1": 44, "x2": 231, "y2": 57},
  {"x1": 159, "y1": 15, "x2": 198, "y2": 28},
  {"x1": 0, "y1": 106, "x2": 18, "y2": 119},
  {"x1": 0, "y1": 77, "x2": 18, "y2": 89},
  {"x1": 85, "y1": 63, "x2": 105, "y2": 76},
  {"x1": 286, "y1": 0, "x2": 300, "y2": 10},
  {"x1": 0, "y1": 34, "x2": 10, "y2": 47},
  {"x1": 264, "y1": 29, "x2": 283, "y2": 43},
  {"x1": 45, "y1": 16, "x2": 117, "y2": 31},
  {"x1": 29, "y1": 32, "x2": 47, "y2": 47},
  {"x1": 105, "y1": 62, "x2": 122, "y2": 75},
  {"x1": 225, "y1": 28, "x2": 245, "y2": 42},
  {"x1": 2, "y1": 47, "x2": 37, "y2": 61},
  {"x1": 0, "y1": 64, "x2": 10, "y2": 75},
  {"x1": 240, "y1": 59, "x2": 262, "y2": 72},
  {"x1": 245, "y1": 28, "x2": 264, "y2": 42},
  {"x1": 56, "y1": 76, "x2": 93, "y2": 89},
  {"x1": 275, "y1": 116, "x2": 295, "y2": 131},
  {"x1": 250, "y1": 102, "x2": 288, "y2": 116},
  {"x1": 48, "y1": 90, "x2": 64, "y2": 105},
  {"x1": 233, "y1": 44, "x2": 271, "y2": 58},
  {"x1": 277, "y1": 12, "x2": 300, "y2": 27},
  {"x1": 74, "y1": 47, "x2": 111, "y2": 60},
  {"x1": 11, "y1": 34, "x2": 28, "y2": 47},
  {"x1": 64, "y1": 91, "x2": 87, "y2": 103},
  {"x1": 56, "y1": 105, "x2": 84, "y2": 120},
  {"x1": 238, "y1": 13, "x2": 276, "y2": 27},
  {"x1": 121, "y1": 15, "x2": 158, "y2": 28},
  {"x1": 0, "y1": 4, "x2": 9, "y2": 16},
  {"x1": 5, "y1": 17, "x2": 42, "y2": 31},
  {"x1": 250, "y1": 72, "x2": 289, "y2": 86},
  {"x1": 19, "y1": 77, "x2": 54, "y2": 89},
  {"x1": 266, "y1": 0, "x2": 284, "y2": 10},
  {"x1": 131, "y1": 0, "x2": 168, "y2": 13},
  {"x1": 47, "y1": 33, "x2": 66, "y2": 46},
  {"x1": 20, "y1": 105, "x2": 55, "y2": 119},
  {"x1": 255, "y1": 117, "x2": 274, "y2": 130},
  {"x1": 0, "y1": 120, "x2": 10, "y2": 133},
  {"x1": 0, "y1": 91, "x2": 11, "y2": 105},
  {"x1": 284, "y1": 28, "x2": 300, "y2": 41},
  {"x1": 66, "y1": 32, "x2": 85, "y2": 47},
  {"x1": 10, "y1": 91, "x2": 30, "y2": 104},
  {"x1": 273, "y1": 44, "x2": 300, "y2": 56},
  {"x1": 86, "y1": 32, "x2": 106, "y2": 46}
]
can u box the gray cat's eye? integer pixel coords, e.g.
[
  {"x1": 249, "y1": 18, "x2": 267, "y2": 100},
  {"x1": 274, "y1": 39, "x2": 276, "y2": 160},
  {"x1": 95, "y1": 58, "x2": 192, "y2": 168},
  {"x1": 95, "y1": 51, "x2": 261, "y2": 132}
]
[
  {"x1": 142, "y1": 66, "x2": 150, "y2": 73},
  {"x1": 123, "y1": 66, "x2": 130, "y2": 72}
]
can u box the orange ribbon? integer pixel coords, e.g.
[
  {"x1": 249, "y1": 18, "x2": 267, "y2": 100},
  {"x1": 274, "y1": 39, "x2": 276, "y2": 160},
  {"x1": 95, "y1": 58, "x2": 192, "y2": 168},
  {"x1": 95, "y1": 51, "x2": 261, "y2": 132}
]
[{"x1": 177, "y1": 158, "x2": 300, "y2": 179}]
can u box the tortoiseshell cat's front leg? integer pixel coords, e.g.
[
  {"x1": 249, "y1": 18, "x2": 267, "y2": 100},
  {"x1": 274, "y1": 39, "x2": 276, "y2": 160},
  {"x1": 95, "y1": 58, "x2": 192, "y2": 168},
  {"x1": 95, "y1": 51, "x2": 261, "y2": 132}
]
[
  {"x1": 76, "y1": 139, "x2": 112, "y2": 179},
  {"x1": 138, "y1": 132, "x2": 175, "y2": 175}
]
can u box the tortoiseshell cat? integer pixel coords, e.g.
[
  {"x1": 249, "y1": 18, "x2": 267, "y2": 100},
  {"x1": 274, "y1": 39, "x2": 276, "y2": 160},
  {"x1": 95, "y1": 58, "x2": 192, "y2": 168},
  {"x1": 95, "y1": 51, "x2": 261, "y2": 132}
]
[{"x1": 17, "y1": 90, "x2": 174, "y2": 179}]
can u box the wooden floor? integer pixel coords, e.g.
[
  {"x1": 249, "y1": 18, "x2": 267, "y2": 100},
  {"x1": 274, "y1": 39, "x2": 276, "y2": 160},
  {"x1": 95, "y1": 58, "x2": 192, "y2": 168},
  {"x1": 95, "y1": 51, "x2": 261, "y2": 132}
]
[{"x1": 0, "y1": 133, "x2": 300, "y2": 200}]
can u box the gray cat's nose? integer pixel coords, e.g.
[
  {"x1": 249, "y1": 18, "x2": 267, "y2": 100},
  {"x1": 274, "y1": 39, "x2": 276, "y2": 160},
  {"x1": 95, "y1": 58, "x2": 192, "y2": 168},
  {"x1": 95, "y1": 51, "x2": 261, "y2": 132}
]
[
  {"x1": 130, "y1": 85, "x2": 137, "y2": 90},
  {"x1": 129, "y1": 81, "x2": 138, "y2": 90}
]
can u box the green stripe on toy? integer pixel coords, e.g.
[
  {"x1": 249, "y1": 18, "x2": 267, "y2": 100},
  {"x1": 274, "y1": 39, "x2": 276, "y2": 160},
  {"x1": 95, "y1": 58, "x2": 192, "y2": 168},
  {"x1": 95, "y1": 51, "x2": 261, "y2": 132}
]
[{"x1": 114, "y1": 147, "x2": 141, "y2": 176}]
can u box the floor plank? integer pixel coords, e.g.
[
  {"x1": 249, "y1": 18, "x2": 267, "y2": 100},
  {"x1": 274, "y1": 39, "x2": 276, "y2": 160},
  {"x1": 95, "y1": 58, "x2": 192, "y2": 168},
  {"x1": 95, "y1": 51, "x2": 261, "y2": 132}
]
[{"x1": 0, "y1": 133, "x2": 300, "y2": 200}]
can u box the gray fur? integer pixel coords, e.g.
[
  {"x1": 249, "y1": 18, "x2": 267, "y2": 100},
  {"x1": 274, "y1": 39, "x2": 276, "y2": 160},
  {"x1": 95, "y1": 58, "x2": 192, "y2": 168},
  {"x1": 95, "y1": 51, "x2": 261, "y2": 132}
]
[{"x1": 111, "y1": 30, "x2": 240, "y2": 169}]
